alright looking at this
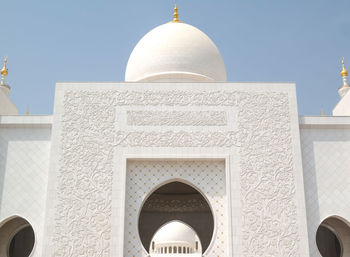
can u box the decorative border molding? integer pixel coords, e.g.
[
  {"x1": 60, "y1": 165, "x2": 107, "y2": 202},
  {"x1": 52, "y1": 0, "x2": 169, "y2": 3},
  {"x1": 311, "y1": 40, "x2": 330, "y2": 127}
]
[
  {"x1": 115, "y1": 131, "x2": 240, "y2": 147},
  {"x1": 116, "y1": 90, "x2": 238, "y2": 106}
]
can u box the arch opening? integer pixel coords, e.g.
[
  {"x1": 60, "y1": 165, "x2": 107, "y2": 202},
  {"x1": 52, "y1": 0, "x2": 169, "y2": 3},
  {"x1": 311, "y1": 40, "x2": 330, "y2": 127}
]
[
  {"x1": 138, "y1": 181, "x2": 214, "y2": 254},
  {"x1": 316, "y1": 216, "x2": 350, "y2": 257},
  {"x1": 0, "y1": 216, "x2": 35, "y2": 257}
]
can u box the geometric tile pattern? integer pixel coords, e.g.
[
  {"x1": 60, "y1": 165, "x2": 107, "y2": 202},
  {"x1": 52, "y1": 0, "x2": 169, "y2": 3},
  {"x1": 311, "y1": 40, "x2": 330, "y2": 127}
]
[
  {"x1": 0, "y1": 126, "x2": 51, "y2": 257},
  {"x1": 124, "y1": 160, "x2": 227, "y2": 257},
  {"x1": 301, "y1": 128, "x2": 350, "y2": 257}
]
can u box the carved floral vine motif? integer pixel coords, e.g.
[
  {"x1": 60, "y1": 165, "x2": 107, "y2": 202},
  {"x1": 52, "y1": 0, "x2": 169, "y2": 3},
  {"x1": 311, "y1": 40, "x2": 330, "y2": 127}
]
[
  {"x1": 237, "y1": 92, "x2": 299, "y2": 257},
  {"x1": 114, "y1": 131, "x2": 240, "y2": 147},
  {"x1": 53, "y1": 89, "x2": 300, "y2": 257},
  {"x1": 53, "y1": 91, "x2": 116, "y2": 257}
]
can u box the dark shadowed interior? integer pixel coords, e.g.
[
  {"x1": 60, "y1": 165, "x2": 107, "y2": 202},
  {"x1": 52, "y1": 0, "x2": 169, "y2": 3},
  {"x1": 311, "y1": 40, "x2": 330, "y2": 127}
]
[
  {"x1": 316, "y1": 225, "x2": 341, "y2": 257},
  {"x1": 138, "y1": 182, "x2": 214, "y2": 253},
  {"x1": 9, "y1": 225, "x2": 35, "y2": 257}
]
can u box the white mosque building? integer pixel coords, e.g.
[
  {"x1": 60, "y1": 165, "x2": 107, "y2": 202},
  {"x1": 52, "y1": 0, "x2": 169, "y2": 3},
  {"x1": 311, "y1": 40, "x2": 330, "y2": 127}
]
[{"x1": 0, "y1": 5, "x2": 349, "y2": 257}]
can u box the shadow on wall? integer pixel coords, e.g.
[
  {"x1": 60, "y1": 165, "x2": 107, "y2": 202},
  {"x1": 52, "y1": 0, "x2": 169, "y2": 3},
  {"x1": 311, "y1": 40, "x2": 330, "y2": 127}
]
[
  {"x1": 300, "y1": 131, "x2": 321, "y2": 256},
  {"x1": 0, "y1": 128, "x2": 9, "y2": 209}
]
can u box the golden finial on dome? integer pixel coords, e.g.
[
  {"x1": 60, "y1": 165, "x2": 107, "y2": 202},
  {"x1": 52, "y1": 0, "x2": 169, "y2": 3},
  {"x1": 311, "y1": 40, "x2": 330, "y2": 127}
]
[
  {"x1": 341, "y1": 57, "x2": 348, "y2": 77},
  {"x1": 1, "y1": 56, "x2": 8, "y2": 77},
  {"x1": 173, "y1": 4, "x2": 180, "y2": 22},
  {"x1": 1, "y1": 56, "x2": 8, "y2": 85}
]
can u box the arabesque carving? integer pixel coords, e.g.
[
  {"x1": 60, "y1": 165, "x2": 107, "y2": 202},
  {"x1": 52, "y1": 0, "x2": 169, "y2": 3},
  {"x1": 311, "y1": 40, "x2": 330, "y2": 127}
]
[
  {"x1": 53, "y1": 89, "x2": 300, "y2": 257},
  {"x1": 115, "y1": 131, "x2": 239, "y2": 147},
  {"x1": 53, "y1": 91, "x2": 116, "y2": 257}
]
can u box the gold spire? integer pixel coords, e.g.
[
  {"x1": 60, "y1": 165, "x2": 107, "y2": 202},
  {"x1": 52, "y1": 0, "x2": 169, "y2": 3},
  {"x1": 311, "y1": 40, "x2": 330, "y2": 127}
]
[
  {"x1": 321, "y1": 109, "x2": 325, "y2": 116},
  {"x1": 26, "y1": 106, "x2": 29, "y2": 116},
  {"x1": 172, "y1": 4, "x2": 180, "y2": 22},
  {"x1": 0, "y1": 56, "x2": 8, "y2": 77},
  {"x1": 341, "y1": 57, "x2": 348, "y2": 77}
]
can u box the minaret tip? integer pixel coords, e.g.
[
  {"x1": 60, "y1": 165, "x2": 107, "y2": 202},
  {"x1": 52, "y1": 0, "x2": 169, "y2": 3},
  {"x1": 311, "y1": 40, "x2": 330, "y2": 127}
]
[
  {"x1": 338, "y1": 57, "x2": 350, "y2": 98},
  {"x1": 341, "y1": 57, "x2": 348, "y2": 77},
  {"x1": 1, "y1": 56, "x2": 8, "y2": 85},
  {"x1": 172, "y1": 4, "x2": 180, "y2": 22}
]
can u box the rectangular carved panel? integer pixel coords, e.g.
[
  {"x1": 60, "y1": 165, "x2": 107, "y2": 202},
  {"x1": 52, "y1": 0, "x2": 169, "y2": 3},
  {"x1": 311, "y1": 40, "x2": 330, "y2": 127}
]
[
  {"x1": 127, "y1": 111, "x2": 227, "y2": 126},
  {"x1": 50, "y1": 87, "x2": 302, "y2": 257}
]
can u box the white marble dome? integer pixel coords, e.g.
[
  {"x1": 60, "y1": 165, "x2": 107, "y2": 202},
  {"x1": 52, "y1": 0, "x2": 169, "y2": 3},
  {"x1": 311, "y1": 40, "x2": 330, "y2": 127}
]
[
  {"x1": 150, "y1": 220, "x2": 202, "y2": 255},
  {"x1": 152, "y1": 221, "x2": 198, "y2": 245},
  {"x1": 125, "y1": 22, "x2": 227, "y2": 82}
]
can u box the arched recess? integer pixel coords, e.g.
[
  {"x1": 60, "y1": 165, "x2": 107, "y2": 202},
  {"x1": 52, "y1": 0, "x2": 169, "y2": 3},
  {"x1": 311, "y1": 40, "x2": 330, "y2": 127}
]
[
  {"x1": 0, "y1": 216, "x2": 35, "y2": 257},
  {"x1": 316, "y1": 216, "x2": 350, "y2": 257},
  {"x1": 138, "y1": 181, "x2": 214, "y2": 254}
]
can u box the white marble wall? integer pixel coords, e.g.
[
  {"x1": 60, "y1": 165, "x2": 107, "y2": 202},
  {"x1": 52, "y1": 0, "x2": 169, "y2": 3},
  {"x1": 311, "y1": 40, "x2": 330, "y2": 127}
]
[
  {"x1": 2, "y1": 89, "x2": 350, "y2": 257},
  {"x1": 0, "y1": 116, "x2": 52, "y2": 257},
  {"x1": 300, "y1": 118, "x2": 350, "y2": 257},
  {"x1": 43, "y1": 82, "x2": 309, "y2": 257}
]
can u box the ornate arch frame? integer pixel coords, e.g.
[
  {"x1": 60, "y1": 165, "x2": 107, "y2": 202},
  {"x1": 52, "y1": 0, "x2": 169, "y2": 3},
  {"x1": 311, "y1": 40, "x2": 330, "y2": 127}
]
[{"x1": 122, "y1": 156, "x2": 230, "y2": 257}]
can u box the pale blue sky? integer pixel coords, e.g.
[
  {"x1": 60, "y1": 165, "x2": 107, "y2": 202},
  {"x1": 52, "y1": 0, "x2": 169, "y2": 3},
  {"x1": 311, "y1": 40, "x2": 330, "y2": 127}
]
[{"x1": 1, "y1": 0, "x2": 349, "y2": 115}]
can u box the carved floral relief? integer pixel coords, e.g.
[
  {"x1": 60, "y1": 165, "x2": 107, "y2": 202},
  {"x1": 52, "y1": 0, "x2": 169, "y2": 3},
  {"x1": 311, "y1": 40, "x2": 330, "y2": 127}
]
[{"x1": 53, "y1": 89, "x2": 299, "y2": 257}]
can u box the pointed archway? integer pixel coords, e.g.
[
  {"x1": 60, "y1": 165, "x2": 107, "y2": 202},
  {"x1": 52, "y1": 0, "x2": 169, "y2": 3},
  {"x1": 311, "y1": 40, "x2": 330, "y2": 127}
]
[{"x1": 138, "y1": 181, "x2": 214, "y2": 253}]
